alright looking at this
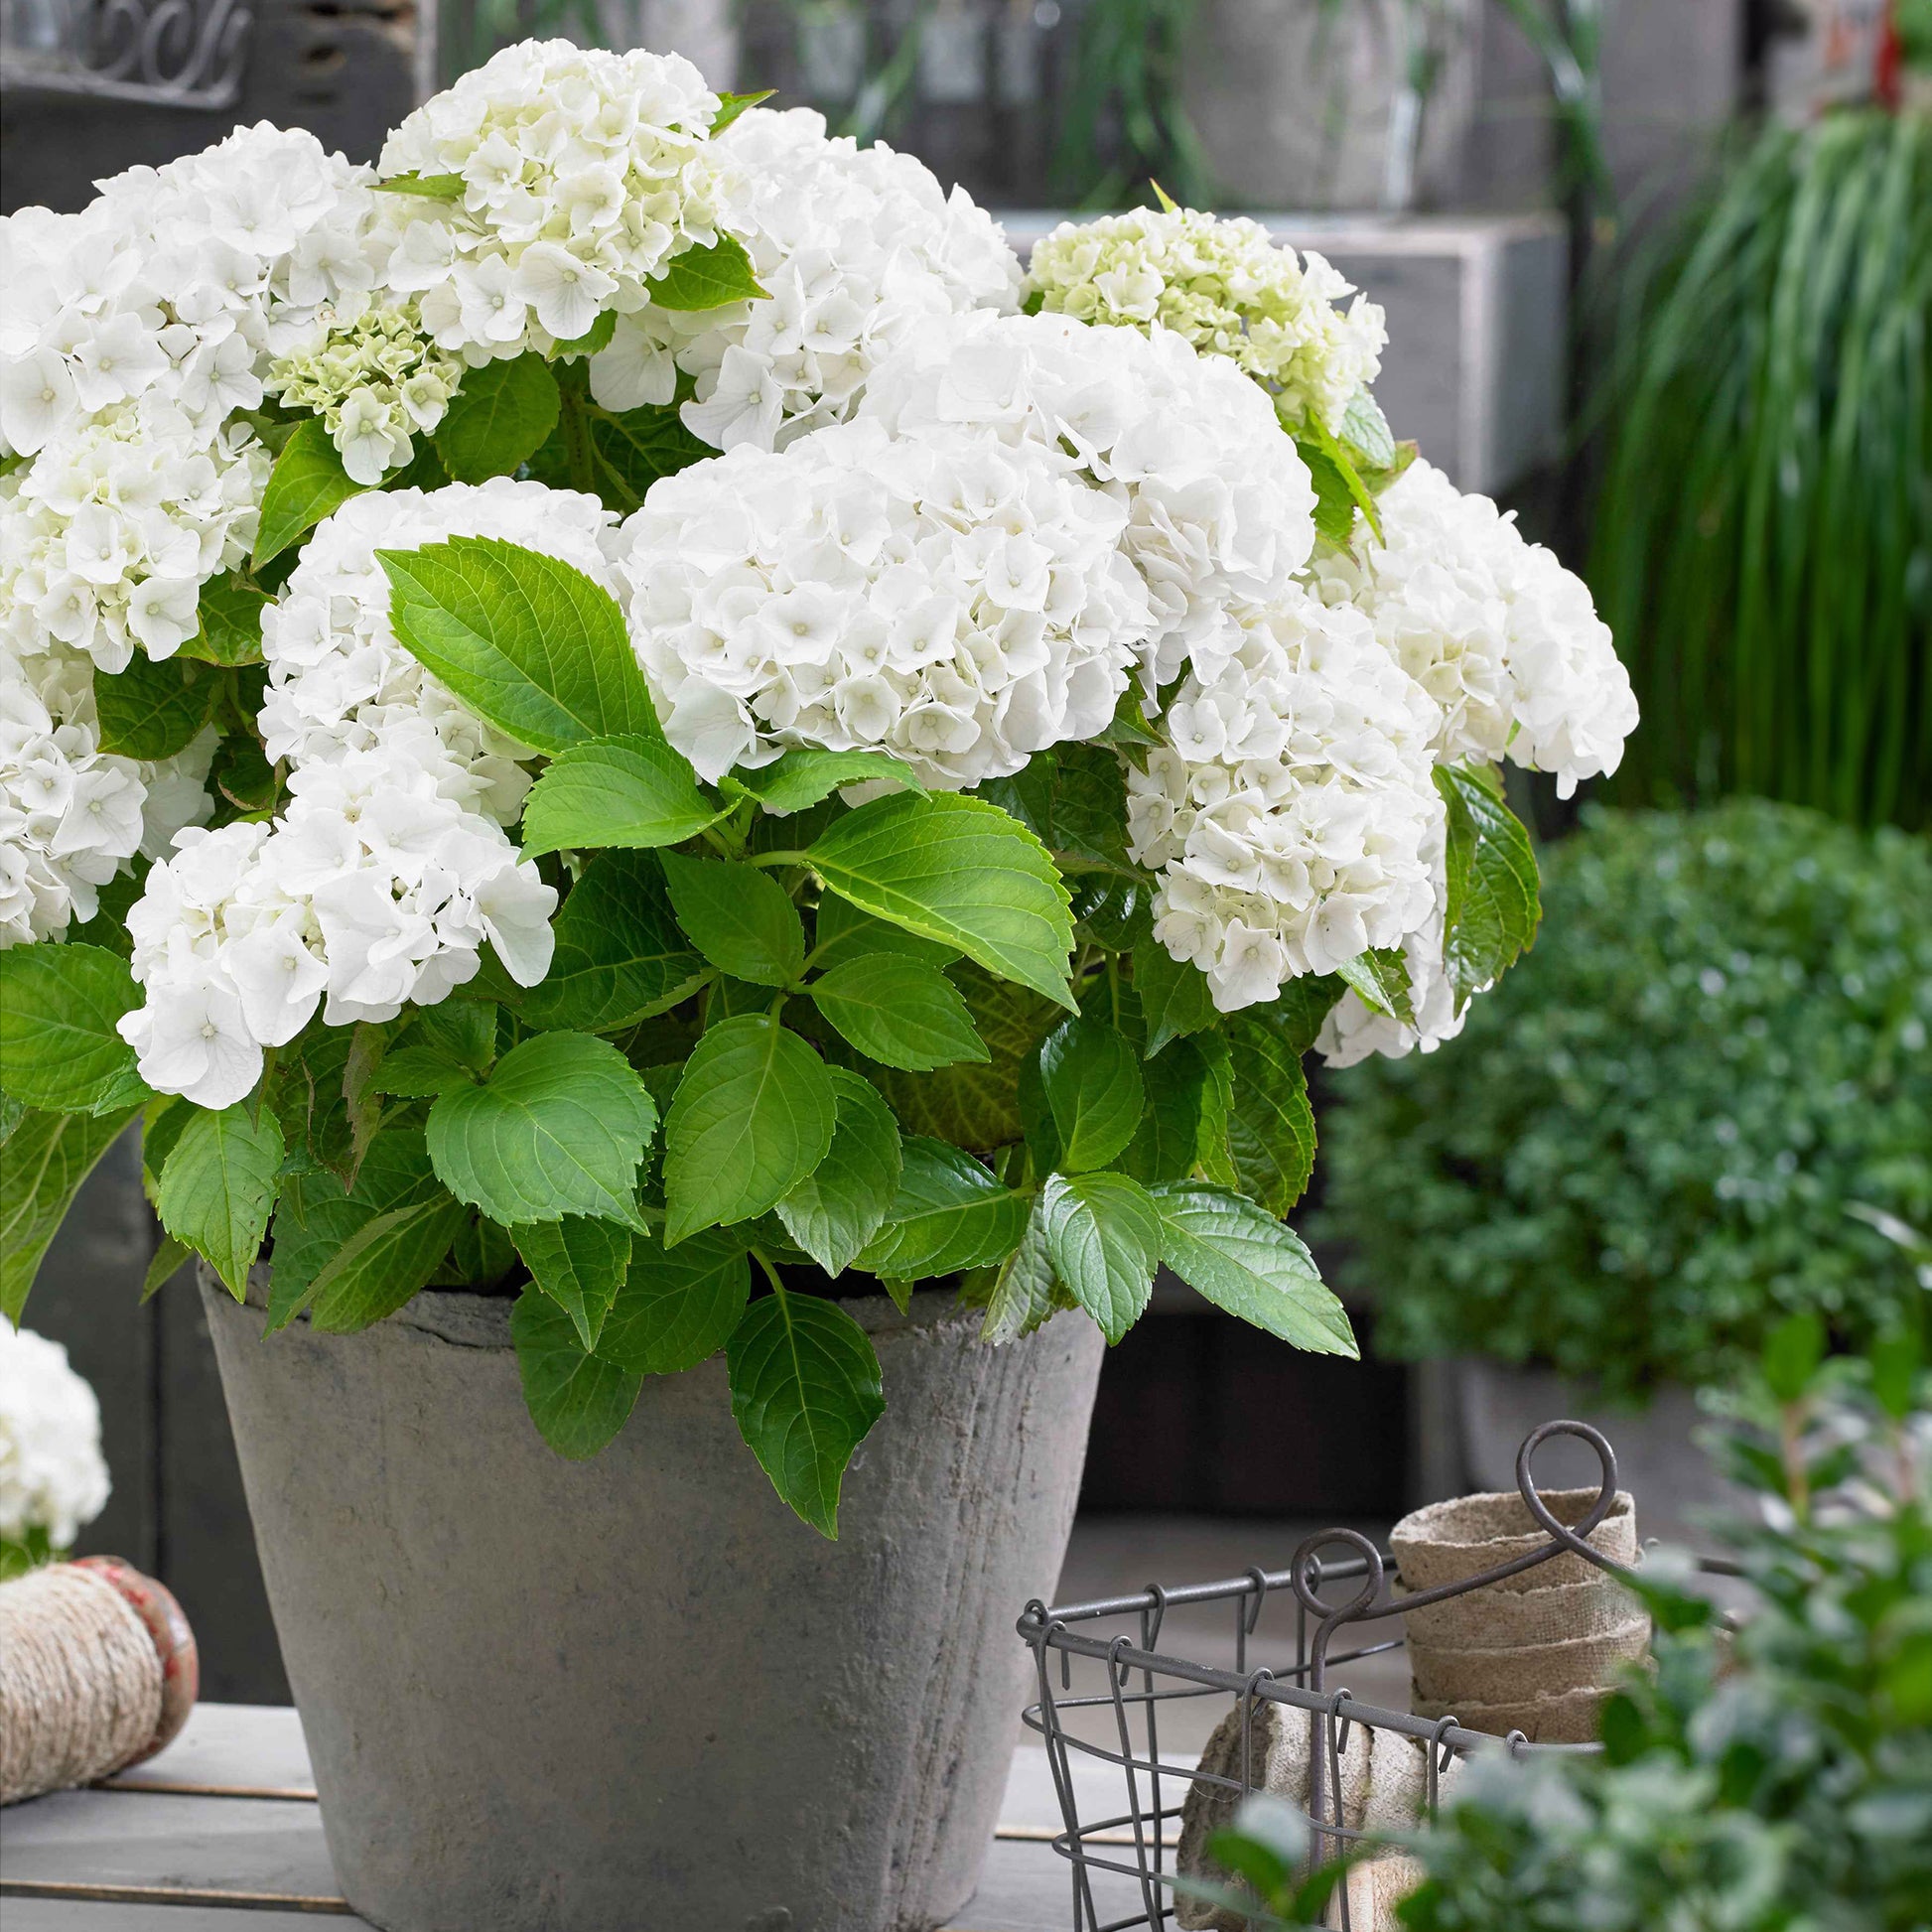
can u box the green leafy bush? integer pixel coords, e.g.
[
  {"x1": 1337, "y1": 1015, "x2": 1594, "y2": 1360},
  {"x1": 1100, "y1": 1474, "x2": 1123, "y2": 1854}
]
[{"x1": 1316, "y1": 799, "x2": 1932, "y2": 1396}]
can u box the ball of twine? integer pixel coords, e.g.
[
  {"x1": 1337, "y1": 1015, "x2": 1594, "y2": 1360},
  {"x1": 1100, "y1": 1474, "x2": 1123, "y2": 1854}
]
[{"x1": 0, "y1": 1560, "x2": 196, "y2": 1805}]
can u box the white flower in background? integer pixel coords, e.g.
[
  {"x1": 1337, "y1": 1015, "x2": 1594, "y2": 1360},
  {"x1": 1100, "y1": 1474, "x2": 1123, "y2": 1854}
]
[
  {"x1": 1311, "y1": 459, "x2": 1639, "y2": 798},
  {"x1": 1126, "y1": 591, "x2": 1441, "y2": 1011},
  {"x1": 1026, "y1": 206, "x2": 1387, "y2": 437},
  {"x1": 590, "y1": 106, "x2": 1021, "y2": 449},
  {"x1": 859, "y1": 310, "x2": 1317, "y2": 687},
  {"x1": 259, "y1": 477, "x2": 620, "y2": 825},
  {"x1": 0, "y1": 1323, "x2": 110, "y2": 1554},
  {"x1": 616, "y1": 416, "x2": 1152, "y2": 789},
  {"x1": 120, "y1": 750, "x2": 555, "y2": 1109},
  {"x1": 1315, "y1": 913, "x2": 1470, "y2": 1066},
  {"x1": 0, "y1": 637, "x2": 214, "y2": 948},
  {"x1": 378, "y1": 41, "x2": 730, "y2": 364}
]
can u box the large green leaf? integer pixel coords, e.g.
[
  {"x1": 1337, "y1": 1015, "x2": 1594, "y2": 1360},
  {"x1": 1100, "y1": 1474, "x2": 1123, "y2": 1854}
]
[
  {"x1": 307, "y1": 1195, "x2": 468, "y2": 1333},
  {"x1": 733, "y1": 749, "x2": 924, "y2": 815},
  {"x1": 808, "y1": 955, "x2": 988, "y2": 1072},
  {"x1": 809, "y1": 893, "x2": 959, "y2": 973},
  {"x1": 852, "y1": 1137, "x2": 1029, "y2": 1279},
  {"x1": 1025, "y1": 1016, "x2": 1144, "y2": 1173},
  {"x1": 1131, "y1": 939, "x2": 1219, "y2": 1058},
  {"x1": 379, "y1": 536, "x2": 657, "y2": 754},
  {"x1": 978, "y1": 1203, "x2": 1062, "y2": 1344},
  {"x1": 1151, "y1": 1183, "x2": 1356, "y2": 1356},
  {"x1": 1037, "y1": 1170, "x2": 1161, "y2": 1344},
  {"x1": 426, "y1": 1032, "x2": 656, "y2": 1229},
  {"x1": 177, "y1": 572, "x2": 268, "y2": 666},
  {"x1": 595, "y1": 1226, "x2": 750, "y2": 1373},
  {"x1": 519, "y1": 736, "x2": 727, "y2": 859},
  {"x1": 434, "y1": 352, "x2": 561, "y2": 483},
  {"x1": 0, "y1": 1105, "x2": 137, "y2": 1320},
  {"x1": 0, "y1": 944, "x2": 149, "y2": 1113},
  {"x1": 518, "y1": 851, "x2": 710, "y2": 1035},
  {"x1": 253, "y1": 419, "x2": 368, "y2": 566},
  {"x1": 646, "y1": 233, "x2": 768, "y2": 310},
  {"x1": 156, "y1": 1101, "x2": 285, "y2": 1299},
  {"x1": 579, "y1": 392, "x2": 714, "y2": 511},
  {"x1": 978, "y1": 743, "x2": 1132, "y2": 873},
  {"x1": 660, "y1": 1016, "x2": 836, "y2": 1244},
  {"x1": 93, "y1": 653, "x2": 218, "y2": 759},
  {"x1": 1118, "y1": 1034, "x2": 1220, "y2": 1185},
  {"x1": 511, "y1": 1215, "x2": 631, "y2": 1351},
  {"x1": 774, "y1": 1068, "x2": 901, "y2": 1275},
  {"x1": 659, "y1": 853, "x2": 806, "y2": 989},
  {"x1": 803, "y1": 794, "x2": 1075, "y2": 1010},
  {"x1": 1438, "y1": 762, "x2": 1541, "y2": 1012},
  {"x1": 1222, "y1": 1016, "x2": 1317, "y2": 1215},
  {"x1": 511, "y1": 1288, "x2": 641, "y2": 1458},
  {"x1": 727, "y1": 1287, "x2": 884, "y2": 1537}
]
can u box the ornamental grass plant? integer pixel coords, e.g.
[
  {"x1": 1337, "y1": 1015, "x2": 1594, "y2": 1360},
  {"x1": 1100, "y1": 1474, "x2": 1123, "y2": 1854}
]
[{"x1": 0, "y1": 44, "x2": 1637, "y2": 1533}]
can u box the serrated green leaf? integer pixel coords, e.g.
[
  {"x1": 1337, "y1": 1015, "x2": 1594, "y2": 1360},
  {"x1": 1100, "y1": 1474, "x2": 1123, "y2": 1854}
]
[
  {"x1": 978, "y1": 743, "x2": 1131, "y2": 873},
  {"x1": 519, "y1": 735, "x2": 723, "y2": 859},
  {"x1": 595, "y1": 1225, "x2": 749, "y2": 1373},
  {"x1": 1438, "y1": 763, "x2": 1541, "y2": 1012},
  {"x1": 809, "y1": 893, "x2": 959, "y2": 973},
  {"x1": 178, "y1": 572, "x2": 268, "y2": 666},
  {"x1": 1025, "y1": 1016, "x2": 1143, "y2": 1173},
  {"x1": 979, "y1": 1202, "x2": 1062, "y2": 1344},
  {"x1": 809, "y1": 955, "x2": 988, "y2": 1072},
  {"x1": 568, "y1": 384, "x2": 714, "y2": 511},
  {"x1": 1151, "y1": 1183, "x2": 1356, "y2": 1355},
  {"x1": 375, "y1": 171, "x2": 464, "y2": 198},
  {"x1": 512, "y1": 1215, "x2": 631, "y2": 1350},
  {"x1": 1300, "y1": 411, "x2": 1383, "y2": 542},
  {"x1": 0, "y1": 944, "x2": 150, "y2": 1114},
  {"x1": 660, "y1": 853, "x2": 806, "y2": 989},
  {"x1": 548, "y1": 310, "x2": 618, "y2": 359},
  {"x1": 426, "y1": 1032, "x2": 656, "y2": 1229},
  {"x1": 647, "y1": 232, "x2": 769, "y2": 311},
  {"x1": 804, "y1": 793, "x2": 1075, "y2": 1010},
  {"x1": 0, "y1": 1105, "x2": 137, "y2": 1321},
  {"x1": 711, "y1": 87, "x2": 773, "y2": 132},
  {"x1": 141, "y1": 1232, "x2": 191, "y2": 1303},
  {"x1": 253, "y1": 419, "x2": 368, "y2": 566},
  {"x1": 1221, "y1": 1016, "x2": 1316, "y2": 1215},
  {"x1": 853, "y1": 1137, "x2": 1029, "y2": 1279},
  {"x1": 434, "y1": 352, "x2": 561, "y2": 484},
  {"x1": 1118, "y1": 1034, "x2": 1218, "y2": 1184},
  {"x1": 727, "y1": 1287, "x2": 884, "y2": 1537},
  {"x1": 1333, "y1": 947, "x2": 1416, "y2": 1028},
  {"x1": 774, "y1": 1067, "x2": 901, "y2": 1275},
  {"x1": 412, "y1": 1001, "x2": 496, "y2": 1073},
  {"x1": 661, "y1": 1015, "x2": 836, "y2": 1244},
  {"x1": 370, "y1": 1045, "x2": 476, "y2": 1099},
  {"x1": 1133, "y1": 939, "x2": 1219, "y2": 1058},
  {"x1": 380, "y1": 535, "x2": 658, "y2": 754},
  {"x1": 1038, "y1": 1170, "x2": 1160, "y2": 1344},
  {"x1": 308, "y1": 1194, "x2": 468, "y2": 1333},
  {"x1": 1338, "y1": 389, "x2": 1397, "y2": 473},
  {"x1": 1298, "y1": 435, "x2": 1361, "y2": 547},
  {"x1": 733, "y1": 748, "x2": 925, "y2": 815},
  {"x1": 1270, "y1": 974, "x2": 1347, "y2": 1055},
  {"x1": 156, "y1": 1100, "x2": 284, "y2": 1299},
  {"x1": 511, "y1": 1287, "x2": 641, "y2": 1458},
  {"x1": 520, "y1": 850, "x2": 711, "y2": 1034},
  {"x1": 93, "y1": 652, "x2": 217, "y2": 760}
]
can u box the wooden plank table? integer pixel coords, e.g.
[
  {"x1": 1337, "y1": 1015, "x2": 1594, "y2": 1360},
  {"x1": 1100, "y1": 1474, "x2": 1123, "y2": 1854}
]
[{"x1": 0, "y1": 1706, "x2": 1161, "y2": 1930}]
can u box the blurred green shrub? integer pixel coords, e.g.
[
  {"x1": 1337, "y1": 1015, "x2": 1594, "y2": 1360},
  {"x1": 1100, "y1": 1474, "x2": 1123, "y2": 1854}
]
[{"x1": 1315, "y1": 798, "x2": 1932, "y2": 1397}]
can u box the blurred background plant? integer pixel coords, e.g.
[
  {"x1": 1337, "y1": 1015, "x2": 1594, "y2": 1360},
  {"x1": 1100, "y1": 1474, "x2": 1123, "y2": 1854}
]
[
  {"x1": 0, "y1": 1317, "x2": 110, "y2": 1580},
  {"x1": 1314, "y1": 798, "x2": 1932, "y2": 1401}
]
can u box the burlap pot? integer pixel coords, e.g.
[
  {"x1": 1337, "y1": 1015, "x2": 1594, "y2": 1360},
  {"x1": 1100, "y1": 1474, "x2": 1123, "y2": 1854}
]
[
  {"x1": 1408, "y1": 1617, "x2": 1650, "y2": 1707},
  {"x1": 1393, "y1": 1571, "x2": 1641, "y2": 1650},
  {"x1": 1412, "y1": 1684, "x2": 1613, "y2": 1744},
  {"x1": 1391, "y1": 1486, "x2": 1638, "y2": 1595},
  {"x1": 1345, "y1": 1853, "x2": 1429, "y2": 1932}
]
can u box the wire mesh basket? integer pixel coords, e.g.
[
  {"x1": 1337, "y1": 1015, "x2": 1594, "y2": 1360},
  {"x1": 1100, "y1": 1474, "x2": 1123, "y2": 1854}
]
[{"x1": 1016, "y1": 1420, "x2": 1735, "y2": 1931}]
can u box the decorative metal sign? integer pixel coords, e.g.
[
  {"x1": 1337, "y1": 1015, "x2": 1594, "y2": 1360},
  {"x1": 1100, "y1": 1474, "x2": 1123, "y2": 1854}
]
[{"x1": 0, "y1": 0, "x2": 252, "y2": 108}]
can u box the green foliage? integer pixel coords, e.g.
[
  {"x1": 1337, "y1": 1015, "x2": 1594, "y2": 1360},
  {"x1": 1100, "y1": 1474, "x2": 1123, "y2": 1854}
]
[
  {"x1": 1318, "y1": 801, "x2": 1932, "y2": 1395},
  {"x1": 518, "y1": 736, "x2": 725, "y2": 858},
  {"x1": 659, "y1": 854, "x2": 805, "y2": 988},
  {"x1": 0, "y1": 944, "x2": 149, "y2": 1114},
  {"x1": 511, "y1": 1287, "x2": 641, "y2": 1458},
  {"x1": 807, "y1": 955, "x2": 988, "y2": 1073},
  {"x1": 644, "y1": 233, "x2": 768, "y2": 310},
  {"x1": 772, "y1": 1069, "x2": 901, "y2": 1276},
  {"x1": 1222, "y1": 1015, "x2": 1317, "y2": 1215},
  {"x1": 1038, "y1": 1170, "x2": 1161, "y2": 1343},
  {"x1": 177, "y1": 573, "x2": 268, "y2": 666},
  {"x1": 1437, "y1": 763, "x2": 1540, "y2": 1010},
  {"x1": 305, "y1": 1196, "x2": 468, "y2": 1333},
  {"x1": 0, "y1": 1104, "x2": 139, "y2": 1320},
  {"x1": 156, "y1": 1100, "x2": 284, "y2": 1298},
  {"x1": 1593, "y1": 111, "x2": 1932, "y2": 830},
  {"x1": 511, "y1": 1216, "x2": 630, "y2": 1350},
  {"x1": 855, "y1": 1137, "x2": 1030, "y2": 1279},
  {"x1": 1023, "y1": 1015, "x2": 1143, "y2": 1173},
  {"x1": 729, "y1": 749, "x2": 924, "y2": 815},
  {"x1": 433, "y1": 352, "x2": 561, "y2": 483},
  {"x1": 253, "y1": 419, "x2": 367, "y2": 565},
  {"x1": 92, "y1": 652, "x2": 220, "y2": 759},
  {"x1": 596, "y1": 1227, "x2": 749, "y2": 1374}
]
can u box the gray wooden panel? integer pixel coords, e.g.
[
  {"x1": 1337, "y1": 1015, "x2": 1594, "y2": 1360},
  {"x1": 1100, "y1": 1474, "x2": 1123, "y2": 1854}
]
[
  {"x1": 2, "y1": 1903, "x2": 364, "y2": 1930},
  {"x1": 106, "y1": 1705, "x2": 314, "y2": 1796}
]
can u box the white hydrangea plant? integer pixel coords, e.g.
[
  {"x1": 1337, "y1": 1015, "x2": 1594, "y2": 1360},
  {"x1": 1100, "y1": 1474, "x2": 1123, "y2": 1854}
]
[
  {"x1": 0, "y1": 1321, "x2": 111, "y2": 1574},
  {"x1": 0, "y1": 50, "x2": 1637, "y2": 1538}
]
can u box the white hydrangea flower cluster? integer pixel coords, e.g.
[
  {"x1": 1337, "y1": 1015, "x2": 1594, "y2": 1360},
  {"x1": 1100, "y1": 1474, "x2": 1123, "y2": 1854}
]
[
  {"x1": 378, "y1": 40, "x2": 731, "y2": 362},
  {"x1": 1124, "y1": 591, "x2": 1441, "y2": 1011},
  {"x1": 265, "y1": 302, "x2": 466, "y2": 485},
  {"x1": 259, "y1": 478, "x2": 618, "y2": 825},
  {"x1": 859, "y1": 311, "x2": 1317, "y2": 687},
  {"x1": 0, "y1": 1323, "x2": 111, "y2": 1553},
  {"x1": 616, "y1": 416, "x2": 1152, "y2": 789},
  {"x1": 1027, "y1": 207, "x2": 1388, "y2": 437},
  {"x1": 590, "y1": 107, "x2": 1021, "y2": 449},
  {"x1": 0, "y1": 126, "x2": 387, "y2": 668},
  {"x1": 1311, "y1": 459, "x2": 1639, "y2": 799},
  {"x1": 0, "y1": 638, "x2": 214, "y2": 948}
]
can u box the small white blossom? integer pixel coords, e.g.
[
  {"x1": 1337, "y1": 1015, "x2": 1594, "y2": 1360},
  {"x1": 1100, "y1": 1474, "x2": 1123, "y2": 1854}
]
[
  {"x1": 0, "y1": 1323, "x2": 111, "y2": 1553},
  {"x1": 1027, "y1": 206, "x2": 1387, "y2": 436},
  {"x1": 615, "y1": 416, "x2": 1152, "y2": 789}
]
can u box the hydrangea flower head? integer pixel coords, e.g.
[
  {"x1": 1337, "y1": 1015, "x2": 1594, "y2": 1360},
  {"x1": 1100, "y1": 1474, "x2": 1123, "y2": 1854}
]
[
  {"x1": 1026, "y1": 207, "x2": 1387, "y2": 437},
  {"x1": 0, "y1": 1323, "x2": 110, "y2": 1553},
  {"x1": 615, "y1": 416, "x2": 1152, "y2": 789}
]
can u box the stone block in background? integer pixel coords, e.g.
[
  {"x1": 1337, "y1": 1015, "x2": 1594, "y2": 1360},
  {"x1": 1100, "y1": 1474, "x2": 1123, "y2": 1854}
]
[{"x1": 1000, "y1": 209, "x2": 1567, "y2": 497}]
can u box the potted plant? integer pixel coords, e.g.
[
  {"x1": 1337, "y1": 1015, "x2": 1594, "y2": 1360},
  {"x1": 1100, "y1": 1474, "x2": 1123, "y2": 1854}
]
[
  {"x1": 0, "y1": 44, "x2": 1635, "y2": 1930},
  {"x1": 1317, "y1": 798, "x2": 1932, "y2": 1541}
]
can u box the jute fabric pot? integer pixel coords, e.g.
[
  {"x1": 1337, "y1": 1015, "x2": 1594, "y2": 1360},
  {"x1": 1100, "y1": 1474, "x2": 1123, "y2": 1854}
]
[{"x1": 1390, "y1": 1486, "x2": 1637, "y2": 1594}]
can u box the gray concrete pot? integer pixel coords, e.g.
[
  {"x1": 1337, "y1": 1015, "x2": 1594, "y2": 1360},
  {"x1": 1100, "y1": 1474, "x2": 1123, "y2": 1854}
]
[{"x1": 202, "y1": 1278, "x2": 1104, "y2": 1932}]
